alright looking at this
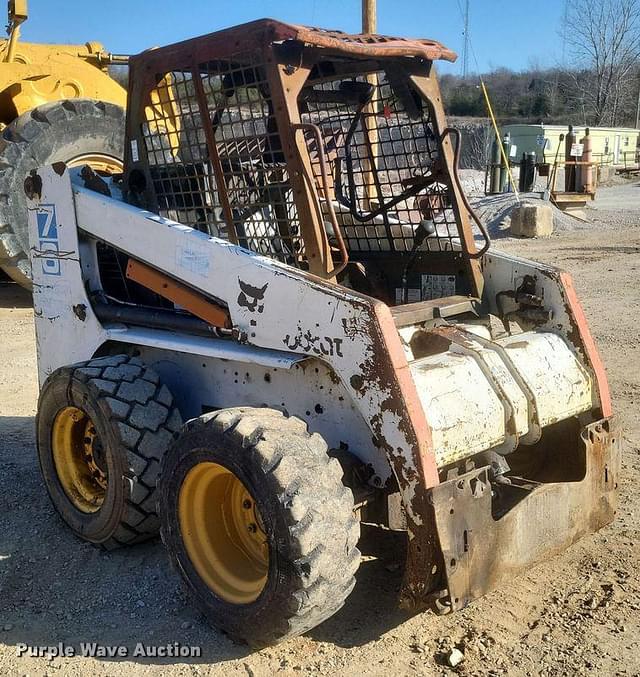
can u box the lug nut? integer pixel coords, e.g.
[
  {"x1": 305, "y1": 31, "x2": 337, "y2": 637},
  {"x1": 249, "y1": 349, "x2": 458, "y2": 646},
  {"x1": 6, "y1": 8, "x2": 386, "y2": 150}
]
[
  {"x1": 243, "y1": 499, "x2": 252, "y2": 509},
  {"x1": 247, "y1": 523, "x2": 257, "y2": 533}
]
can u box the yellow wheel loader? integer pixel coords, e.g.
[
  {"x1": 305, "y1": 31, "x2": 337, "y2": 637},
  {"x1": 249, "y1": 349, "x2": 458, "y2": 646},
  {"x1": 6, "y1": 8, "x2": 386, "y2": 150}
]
[
  {"x1": 26, "y1": 19, "x2": 619, "y2": 646},
  {"x1": 0, "y1": 0, "x2": 127, "y2": 286}
]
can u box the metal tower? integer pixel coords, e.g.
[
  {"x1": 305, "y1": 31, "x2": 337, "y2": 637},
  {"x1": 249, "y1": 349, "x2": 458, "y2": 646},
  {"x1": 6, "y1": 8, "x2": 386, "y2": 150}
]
[{"x1": 462, "y1": 0, "x2": 470, "y2": 77}]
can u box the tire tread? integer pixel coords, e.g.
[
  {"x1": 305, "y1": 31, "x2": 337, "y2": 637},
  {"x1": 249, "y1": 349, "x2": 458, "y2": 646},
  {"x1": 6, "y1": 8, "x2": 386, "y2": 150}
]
[
  {"x1": 161, "y1": 407, "x2": 360, "y2": 645},
  {"x1": 46, "y1": 354, "x2": 181, "y2": 548}
]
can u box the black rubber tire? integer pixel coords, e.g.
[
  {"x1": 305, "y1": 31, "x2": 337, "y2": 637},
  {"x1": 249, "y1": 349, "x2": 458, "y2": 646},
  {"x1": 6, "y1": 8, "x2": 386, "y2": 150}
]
[
  {"x1": 36, "y1": 354, "x2": 183, "y2": 549},
  {"x1": 158, "y1": 407, "x2": 361, "y2": 646},
  {"x1": 0, "y1": 99, "x2": 125, "y2": 288}
]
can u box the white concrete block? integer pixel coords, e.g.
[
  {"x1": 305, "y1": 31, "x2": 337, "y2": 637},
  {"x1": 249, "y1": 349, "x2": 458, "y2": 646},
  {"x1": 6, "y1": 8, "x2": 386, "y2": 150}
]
[{"x1": 510, "y1": 202, "x2": 554, "y2": 238}]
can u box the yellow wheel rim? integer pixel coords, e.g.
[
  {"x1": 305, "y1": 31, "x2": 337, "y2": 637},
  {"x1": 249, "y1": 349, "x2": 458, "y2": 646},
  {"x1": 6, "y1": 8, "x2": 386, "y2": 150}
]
[
  {"x1": 51, "y1": 406, "x2": 108, "y2": 513},
  {"x1": 178, "y1": 462, "x2": 269, "y2": 605},
  {"x1": 66, "y1": 152, "x2": 123, "y2": 175}
]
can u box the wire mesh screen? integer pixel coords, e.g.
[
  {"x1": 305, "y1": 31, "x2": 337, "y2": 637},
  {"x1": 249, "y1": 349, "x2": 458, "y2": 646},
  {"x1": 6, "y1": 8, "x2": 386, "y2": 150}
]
[
  {"x1": 139, "y1": 54, "x2": 461, "y2": 268},
  {"x1": 142, "y1": 70, "x2": 222, "y2": 235},
  {"x1": 300, "y1": 69, "x2": 459, "y2": 255},
  {"x1": 141, "y1": 52, "x2": 306, "y2": 267}
]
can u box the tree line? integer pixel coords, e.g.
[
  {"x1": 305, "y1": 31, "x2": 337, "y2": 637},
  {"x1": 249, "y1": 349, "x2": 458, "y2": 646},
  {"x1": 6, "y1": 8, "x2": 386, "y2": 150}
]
[{"x1": 441, "y1": 0, "x2": 640, "y2": 128}]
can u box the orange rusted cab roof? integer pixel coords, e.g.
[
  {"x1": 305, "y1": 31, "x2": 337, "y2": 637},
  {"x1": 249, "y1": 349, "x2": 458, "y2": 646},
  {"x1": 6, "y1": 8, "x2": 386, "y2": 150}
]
[
  {"x1": 133, "y1": 18, "x2": 457, "y2": 66},
  {"x1": 265, "y1": 19, "x2": 457, "y2": 62}
]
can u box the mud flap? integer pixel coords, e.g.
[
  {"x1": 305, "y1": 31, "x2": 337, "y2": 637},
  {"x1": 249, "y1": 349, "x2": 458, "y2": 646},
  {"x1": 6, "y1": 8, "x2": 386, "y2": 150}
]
[{"x1": 427, "y1": 417, "x2": 620, "y2": 613}]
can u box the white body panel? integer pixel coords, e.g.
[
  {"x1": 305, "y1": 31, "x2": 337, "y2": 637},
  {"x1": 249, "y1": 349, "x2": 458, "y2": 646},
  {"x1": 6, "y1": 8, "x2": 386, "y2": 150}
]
[
  {"x1": 134, "y1": 344, "x2": 389, "y2": 481},
  {"x1": 500, "y1": 332, "x2": 592, "y2": 427},
  {"x1": 409, "y1": 330, "x2": 592, "y2": 466},
  {"x1": 412, "y1": 352, "x2": 506, "y2": 465}
]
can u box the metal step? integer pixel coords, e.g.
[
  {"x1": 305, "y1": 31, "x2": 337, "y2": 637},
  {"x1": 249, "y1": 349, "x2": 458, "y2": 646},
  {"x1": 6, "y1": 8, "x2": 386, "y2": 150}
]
[{"x1": 391, "y1": 295, "x2": 479, "y2": 328}]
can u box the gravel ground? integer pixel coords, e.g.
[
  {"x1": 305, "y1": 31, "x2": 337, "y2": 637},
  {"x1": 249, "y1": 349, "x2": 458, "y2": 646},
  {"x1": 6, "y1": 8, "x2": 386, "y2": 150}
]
[
  {"x1": 1, "y1": 182, "x2": 639, "y2": 676},
  {"x1": 461, "y1": 172, "x2": 640, "y2": 243}
]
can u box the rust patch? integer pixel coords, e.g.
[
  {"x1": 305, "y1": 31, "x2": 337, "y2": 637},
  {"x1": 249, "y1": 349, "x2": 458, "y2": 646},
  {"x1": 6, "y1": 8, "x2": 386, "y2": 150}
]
[
  {"x1": 23, "y1": 171, "x2": 42, "y2": 199},
  {"x1": 72, "y1": 304, "x2": 87, "y2": 321},
  {"x1": 350, "y1": 374, "x2": 365, "y2": 392},
  {"x1": 80, "y1": 165, "x2": 111, "y2": 197},
  {"x1": 366, "y1": 301, "x2": 444, "y2": 606}
]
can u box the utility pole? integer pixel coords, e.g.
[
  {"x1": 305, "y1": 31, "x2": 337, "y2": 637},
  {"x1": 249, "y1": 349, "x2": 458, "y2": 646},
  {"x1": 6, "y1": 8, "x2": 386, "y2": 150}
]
[
  {"x1": 362, "y1": 0, "x2": 377, "y2": 208},
  {"x1": 462, "y1": 0, "x2": 470, "y2": 78},
  {"x1": 362, "y1": 0, "x2": 376, "y2": 33}
]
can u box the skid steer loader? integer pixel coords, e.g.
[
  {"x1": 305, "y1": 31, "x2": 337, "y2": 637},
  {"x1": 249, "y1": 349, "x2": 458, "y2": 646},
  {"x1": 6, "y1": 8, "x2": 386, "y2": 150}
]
[
  {"x1": 26, "y1": 19, "x2": 619, "y2": 646},
  {"x1": 0, "y1": 0, "x2": 128, "y2": 287}
]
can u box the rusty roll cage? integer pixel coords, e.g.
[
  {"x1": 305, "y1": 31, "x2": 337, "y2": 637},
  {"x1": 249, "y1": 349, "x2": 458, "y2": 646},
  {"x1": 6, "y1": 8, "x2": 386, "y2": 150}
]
[{"x1": 122, "y1": 18, "x2": 484, "y2": 298}]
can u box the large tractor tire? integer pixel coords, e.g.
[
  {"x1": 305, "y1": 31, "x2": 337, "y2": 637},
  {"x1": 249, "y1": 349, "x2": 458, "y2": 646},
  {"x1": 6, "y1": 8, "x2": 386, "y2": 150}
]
[
  {"x1": 36, "y1": 355, "x2": 183, "y2": 549},
  {"x1": 0, "y1": 99, "x2": 125, "y2": 288},
  {"x1": 158, "y1": 407, "x2": 361, "y2": 646}
]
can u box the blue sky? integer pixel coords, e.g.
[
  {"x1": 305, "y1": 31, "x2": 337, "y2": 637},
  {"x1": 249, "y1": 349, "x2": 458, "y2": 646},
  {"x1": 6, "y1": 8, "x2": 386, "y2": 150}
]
[{"x1": 16, "y1": 0, "x2": 565, "y2": 75}]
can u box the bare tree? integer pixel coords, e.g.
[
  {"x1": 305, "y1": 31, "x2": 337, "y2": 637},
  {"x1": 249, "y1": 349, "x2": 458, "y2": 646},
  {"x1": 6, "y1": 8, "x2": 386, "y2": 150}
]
[
  {"x1": 468, "y1": 123, "x2": 494, "y2": 170},
  {"x1": 565, "y1": 0, "x2": 640, "y2": 125}
]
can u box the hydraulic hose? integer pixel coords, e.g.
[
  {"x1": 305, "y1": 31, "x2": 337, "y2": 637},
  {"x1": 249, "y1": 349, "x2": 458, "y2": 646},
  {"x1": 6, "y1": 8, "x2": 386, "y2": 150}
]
[{"x1": 441, "y1": 126, "x2": 491, "y2": 259}]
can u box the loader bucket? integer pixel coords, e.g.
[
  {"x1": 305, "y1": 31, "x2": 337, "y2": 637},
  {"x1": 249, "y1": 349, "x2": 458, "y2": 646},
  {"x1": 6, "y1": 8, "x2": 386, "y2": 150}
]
[{"x1": 408, "y1": 418, "x2": 620, "y2": 612}]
